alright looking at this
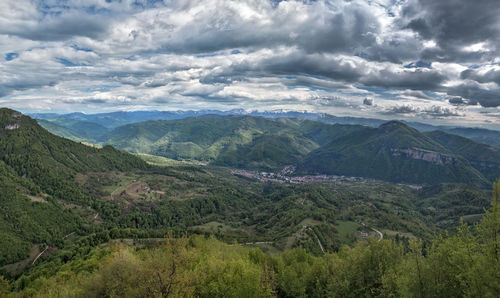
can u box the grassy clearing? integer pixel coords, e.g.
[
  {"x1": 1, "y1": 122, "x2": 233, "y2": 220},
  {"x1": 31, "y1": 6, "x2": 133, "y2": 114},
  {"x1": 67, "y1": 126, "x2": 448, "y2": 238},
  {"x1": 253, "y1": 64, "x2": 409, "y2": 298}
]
[
  {"x1": 190, "y1": 221, "x2": 233, "y2": 233},
  {"x1": 380, "y1": 229, "x2": 416, "y2": 240},
  {"x1": 136, "y1": 153, "x2": 189, "y2": 166},
  {"x1": 2, "y1": 245, "x2": 41, "y2": 276},
  {"x1": 461, "y1": 213, "x2": 484, "y2": 224},
  {"x1": 335, "y1": 220, "x2": 361, "y2": 243}
]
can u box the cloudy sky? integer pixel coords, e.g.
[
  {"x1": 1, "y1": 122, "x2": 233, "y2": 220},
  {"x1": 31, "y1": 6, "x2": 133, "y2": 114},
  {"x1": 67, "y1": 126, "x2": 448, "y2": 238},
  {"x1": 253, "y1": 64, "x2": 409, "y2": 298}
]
[{"x1": 1, "y1": 0, "x2": 500, "y2": 129}]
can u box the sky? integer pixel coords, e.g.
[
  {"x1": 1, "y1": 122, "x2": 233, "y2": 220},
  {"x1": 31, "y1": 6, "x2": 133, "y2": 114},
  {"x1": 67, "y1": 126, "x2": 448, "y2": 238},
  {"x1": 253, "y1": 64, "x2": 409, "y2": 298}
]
[{"x1": 1, "y1": 0, "x2": 500, "y2": 129}]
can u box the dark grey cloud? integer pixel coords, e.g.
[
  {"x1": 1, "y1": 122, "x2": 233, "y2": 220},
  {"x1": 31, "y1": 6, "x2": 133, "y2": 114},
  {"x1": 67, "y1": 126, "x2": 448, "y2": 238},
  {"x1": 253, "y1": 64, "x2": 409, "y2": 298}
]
[
  {"x1": 158, "y1": 1, "x2": 381, "y2": 56},
  {"x1": 199, "y1": 51, "x2": 364, "y2": 85},
  {"x1": 461, "y1": 68, "x2": 500, "y2": 85},
  {"x1": 1, "y1": 13, "x2": 111, "y2": 41},
  {"x1": 448, "y1": 97, "x2": 468, "y2": 106},
  {"x1": 0, "y1": 79, "x2": 57, "y2": 97},
  {"x1": 446, "y1": 82, "x2": 500, "y2": 107},
  {"x1": 361, "y1": 69, "x2": 446, "y2": 90},
  {"x1": 403, "y1": 0, "x2": 500, "y2": 61},
  {"x1": 363, "y1": 97, "x2": 373, "y2": 105}
]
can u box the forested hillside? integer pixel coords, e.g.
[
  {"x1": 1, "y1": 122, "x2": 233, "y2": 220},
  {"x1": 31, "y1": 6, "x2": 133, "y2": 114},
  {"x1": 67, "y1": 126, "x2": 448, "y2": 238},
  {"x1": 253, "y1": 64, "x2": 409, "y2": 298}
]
[
  {"x1": 0, "y1": 109, "x2": 498, "y2": 296},
  {"x1": 98, "y1": 115, "x2": 364, "y2": 171},
  {"x1": 91, "y1": 115, "x2": 498, "y2": 187},
  {"x1": 34, "y1": 110, "x2": 500, "y2": 148},
  {"x1": 298, "y1": 121, "x2": 492, "y2": 186},
  {"x1": 0, "y1": 108, "x2": 147, "y2": 266},
  {"x1": 3, "y1": 180, "x2": 499, "y2": 297}
]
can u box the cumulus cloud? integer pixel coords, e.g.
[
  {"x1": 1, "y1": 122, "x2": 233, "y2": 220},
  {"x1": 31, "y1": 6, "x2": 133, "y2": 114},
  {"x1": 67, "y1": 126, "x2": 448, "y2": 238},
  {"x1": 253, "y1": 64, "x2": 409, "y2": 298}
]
[
  {"x1": 384, "y1": 104, "x2": 462, "y2": 118},
  {"x1": 402, "y1": 0, "x2": 500, "y2": 61},
  {"x1": 0, "y1": 0, "x2": 499, "y2": 128},
  {"x1": 363, "y1": 98, "x2": 373, "y2": 106}
]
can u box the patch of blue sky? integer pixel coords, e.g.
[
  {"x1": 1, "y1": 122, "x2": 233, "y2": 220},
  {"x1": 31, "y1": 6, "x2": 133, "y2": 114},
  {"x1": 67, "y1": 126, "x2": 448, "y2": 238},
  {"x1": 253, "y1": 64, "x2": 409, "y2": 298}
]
[
  {"x1": 196, "y1": 52, "x2": 223, "y2": 58},
  {"x1": 404, "y1": 61, "x2": 432, "y2": 69},
  {"x1": 56, "y1": 58, "x2": 86, "y2": 66},
  {"x1": 357, "y1": 86, "x2": 401, "y2": 100},
  {"x1": 5, "y1": 52, "x2": 19, "y2": 61},
  {"x1": 130, "y1": 0, "x2": 165, "y2": 9},
  {"x1": 37, "y1": 1, "x2": 68, "y2": 16},
  {"x1": 278, "y1": 75, "x2": 297, "y2": 80},
  {"x1": 422, "y1": 91, "x2": 442, "y2": 100},
  {"x1": 98, "y1": 84, "x2": 122, "y2": 91},
  {"x1": 70, "y1": 45, "x2": 94, "y2": 53},
  {"x1": 82, "y1": 84, "x2": 120, "y2": 93}
]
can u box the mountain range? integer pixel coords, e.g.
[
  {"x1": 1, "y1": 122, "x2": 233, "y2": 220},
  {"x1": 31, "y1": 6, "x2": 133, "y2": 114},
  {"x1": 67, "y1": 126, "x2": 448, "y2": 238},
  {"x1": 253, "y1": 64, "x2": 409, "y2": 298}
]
[
  {"x1": 31, "y1": 111, "x2": 500, "y2": 187},
  {"x1": 32, "y1": 110, "x2": 500, "y2": 148},
  {"x1": 0, "y1": 108, "x2": 497, "y2": 296}
]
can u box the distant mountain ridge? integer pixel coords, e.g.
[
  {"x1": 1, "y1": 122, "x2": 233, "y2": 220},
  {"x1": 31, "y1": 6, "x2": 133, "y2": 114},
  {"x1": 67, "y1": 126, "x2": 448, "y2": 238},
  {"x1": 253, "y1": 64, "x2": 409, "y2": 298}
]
[
  {"x1": 75, "y1": 114, "x2": 498, "y2": 187},
  {"x1": 31, "y1": 109, "x2": 500, "y2": 148},
  {"x1": 297, "y1": 121, "x2": 491, "y2": 186},
  {"x1": 27, "y1": 110, "x2": 500, "y2": 187}
]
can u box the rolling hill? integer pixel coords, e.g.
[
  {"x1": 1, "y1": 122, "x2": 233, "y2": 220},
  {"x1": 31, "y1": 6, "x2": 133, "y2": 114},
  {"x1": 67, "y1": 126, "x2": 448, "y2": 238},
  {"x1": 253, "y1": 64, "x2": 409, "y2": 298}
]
[
  {"x1": 96, "y1": 115, "x2": 498, "y2": 186},
  {"x1": 424, "y1": 130, "x2": 500, "y2": 181},
  {"x1": 0, "y1": 108, "x2": 147, "y2": 266},
  {"x1": 298, "y1": 121, "x2": 491, "y2": 186},
  {"x1": 98, "y1": 115, "x2": 365, "y2": 170},
  {"x1": 0, "y1": 109, "x2": 497, "y2": 296},
  {"x1": 33, "y1": 110, "x2": 500, "y2": 148}
]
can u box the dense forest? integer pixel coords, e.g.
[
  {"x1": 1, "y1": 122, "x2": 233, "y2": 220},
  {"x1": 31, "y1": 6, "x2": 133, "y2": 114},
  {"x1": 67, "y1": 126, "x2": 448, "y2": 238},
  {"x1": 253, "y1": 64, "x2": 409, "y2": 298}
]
[
  {"x1": 1, "y1": 180, "x2": 498, "y2": 297},
  {"x1": 34, "y1": 110, "x2": 500, "y2": 148},
  {"x1": 37, "y1": 114, "x2": 500, "y2": 187},
  {"x1": 0, "y1": 108, "x2": 498, "y2": 296}
]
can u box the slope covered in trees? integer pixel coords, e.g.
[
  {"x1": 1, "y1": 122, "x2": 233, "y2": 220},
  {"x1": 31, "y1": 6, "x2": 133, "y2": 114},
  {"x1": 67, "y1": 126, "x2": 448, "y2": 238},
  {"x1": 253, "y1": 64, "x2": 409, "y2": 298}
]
[
  {"x1": 98, "y1": 115, "x2": 364, "y2": 171},
  {"x1": 0, "y1": 108, "x2": 148, "y2": 266},
  {"x1": 4, "y1": 180, "x2": 499, "y2": 297},
  {"x1": 298, "y1": 121, "x2": 491, "y2": 187},
  {"x1": 34, "y1": 111, "x2": 500, "y2": 186},
  {"x1": 33, "y1": 110, "x2": 500, "y2": 148}
]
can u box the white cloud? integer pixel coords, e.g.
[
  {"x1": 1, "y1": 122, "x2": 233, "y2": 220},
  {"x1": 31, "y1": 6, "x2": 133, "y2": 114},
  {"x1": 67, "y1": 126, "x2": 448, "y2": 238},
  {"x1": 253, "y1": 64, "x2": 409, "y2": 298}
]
[{"x1": 0, "y1": 0, "x2": 498, "y2": 129}]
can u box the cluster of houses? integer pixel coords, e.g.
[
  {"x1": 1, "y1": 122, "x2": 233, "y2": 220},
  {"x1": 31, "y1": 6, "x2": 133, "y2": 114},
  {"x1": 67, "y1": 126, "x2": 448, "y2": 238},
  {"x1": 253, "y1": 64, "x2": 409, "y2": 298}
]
[{"x1": 230, "y1": 167, "x2": 363, "y2": 184}]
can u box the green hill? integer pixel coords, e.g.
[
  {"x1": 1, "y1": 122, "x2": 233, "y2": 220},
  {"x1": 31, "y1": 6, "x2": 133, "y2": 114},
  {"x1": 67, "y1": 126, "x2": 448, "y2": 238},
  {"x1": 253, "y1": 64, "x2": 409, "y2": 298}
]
[
  {"x1": 36, "y1": 118, "x2": 109, "y2": 143},
  {"x1": 36, "y1": 119, "x2": 88, "y2": 142},
  {"x1": 0, "y1": 108, "x2": 147, "y2": 266},
  {"x1": 99, "y1": 115, "x2": 364, "y2": 170},
  {"x1": 425, "y1": 130, "x2": 500, "y2": 181},
  {"x1": 98, "y1": 116, "x2": 498, "y2": 185},
  {"x1": 298, "y1": 121, "x2": 490, "y2": 186}
]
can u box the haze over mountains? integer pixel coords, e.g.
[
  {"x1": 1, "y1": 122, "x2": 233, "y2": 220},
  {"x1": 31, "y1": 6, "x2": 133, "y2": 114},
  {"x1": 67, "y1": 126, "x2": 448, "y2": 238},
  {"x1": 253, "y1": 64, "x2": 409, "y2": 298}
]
[
  {"x1": 32, "y1": 110, "x2": 500, "y2": 188},
  {"x1": 33, "y1": 110, "x2": 500, "y2": 148},
  {"x1": 2, "y1": 0, "x2": 500, "y2": 295},
  {"x1": 1, "y1": 108, "x2": 498, "y2": 296}
]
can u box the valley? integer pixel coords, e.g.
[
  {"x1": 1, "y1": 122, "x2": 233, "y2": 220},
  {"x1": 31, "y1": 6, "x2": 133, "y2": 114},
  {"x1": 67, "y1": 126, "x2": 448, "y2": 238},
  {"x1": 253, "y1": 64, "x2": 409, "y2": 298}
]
[{"x1": 0, "y1": 108, "x2": 497, "y2": 296}]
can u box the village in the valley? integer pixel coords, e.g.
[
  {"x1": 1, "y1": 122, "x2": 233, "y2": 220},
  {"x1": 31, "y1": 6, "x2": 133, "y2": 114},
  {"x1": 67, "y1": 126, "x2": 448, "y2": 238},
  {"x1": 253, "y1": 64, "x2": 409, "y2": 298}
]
[{"x1": 230, "y1": 165, "x2": 364, "y2": 184}]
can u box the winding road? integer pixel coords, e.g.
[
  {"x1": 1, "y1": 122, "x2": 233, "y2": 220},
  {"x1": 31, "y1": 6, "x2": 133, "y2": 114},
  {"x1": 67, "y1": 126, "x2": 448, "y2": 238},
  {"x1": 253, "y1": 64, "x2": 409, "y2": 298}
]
[
  {"x1": 32, "y1": 246, "x2": 48, "y2": 265},
  {"x1": 371, "y1": 227, "x2": 383, "y2": 242}
]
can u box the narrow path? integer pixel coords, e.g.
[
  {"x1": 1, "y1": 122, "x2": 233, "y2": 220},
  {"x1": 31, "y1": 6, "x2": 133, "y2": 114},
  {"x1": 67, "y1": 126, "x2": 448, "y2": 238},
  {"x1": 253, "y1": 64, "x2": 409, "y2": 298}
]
[
  {"x1": 371, "y1": 227, "x2": 383, "y2": 242},
  {"x1": 306, "y1": 226, "x2": 325, "y2": 253},
  {"x1": 32, "y1": 246, "x2": 48, "y2": 265},
  {"x1": 63, "y1": 232, "x2": 75, "y2": 240}
]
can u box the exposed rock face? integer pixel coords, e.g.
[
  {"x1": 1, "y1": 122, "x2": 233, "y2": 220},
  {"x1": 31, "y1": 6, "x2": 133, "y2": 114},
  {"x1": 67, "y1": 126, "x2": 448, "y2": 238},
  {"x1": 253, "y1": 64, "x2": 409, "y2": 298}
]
[
  {"x1": 391, "y1": 148, "x2": 454, "y2": 165},
  {"x1": 5, "y1": 123, "x2": 20, "y2": 130}
]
